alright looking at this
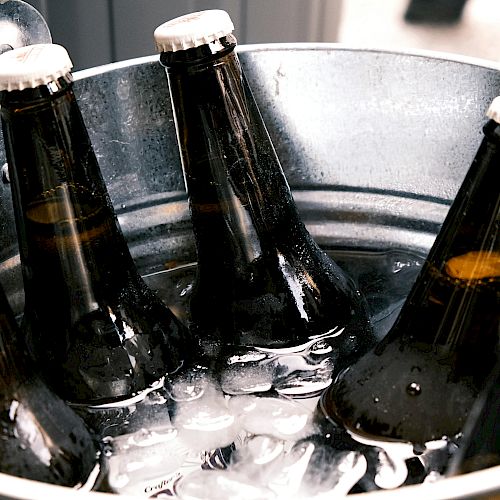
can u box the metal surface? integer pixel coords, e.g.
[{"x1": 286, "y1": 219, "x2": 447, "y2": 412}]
[
  {"x1": 0, "y1": 0, "x2": 52, "y2": 52},
  {"x1": 0, "y1": 44, "x2": 499, "y2": 498}
]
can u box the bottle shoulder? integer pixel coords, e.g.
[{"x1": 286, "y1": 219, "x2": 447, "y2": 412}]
[{"x1": 323, "y1": 340, "x2": 478, "y2": 444}]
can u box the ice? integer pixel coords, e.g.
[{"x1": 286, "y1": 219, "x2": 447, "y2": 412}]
[
  {"x1": 171, "y1": 380, "x2": 238, "y2": 452},
  {"x1": 220, "y1": 350, "x2": 275, "y2": 394},
  {"x1": 236, "y1": 435, "x2": 285, "y2": 466},
  {"x1": 174, "y1": 432, "x2": 367, "y2": 499},
  {"x1": 166, "y1": 365, "x2": 211, "y2": 402},
  {"x1": 228, "y1": 395, "x2": 314, "y2": 441},
  {"x1": 272, "y1": 439, "x2": 367, "y2": 498},
  {"x1": 372, "y1": 449, "x2": 409, "y2": 489},
  {"x1": 100, "y1": 387, "x2": 457, "y2": 498},
  {"x1": 417, "y1": 438, "x2": 457, "y2": 479},
  {"x1": 229, "y1": 434, "x2": 289, "y2": 487},
  {"x1": 96, "y1": 248, "x2": 448, "y2": 498},
  {"x1": 174, "y1": 469, "x2": 277, "y2": 500},
  {"x1": 101, "y1": 391, "x2": 198, "y2": 497},
  {"x1": 104, "y1": 430, "x2": 193, "y2": 496},
  {"x1": 342, "y1": 432, "x2": 455, "y2": 492},
  {"x1": 220, "y1": 332, "x2": 337, "y2": 398},
  {"x1": 273, "y1": 352, "x2": 335, "y2": 396}
]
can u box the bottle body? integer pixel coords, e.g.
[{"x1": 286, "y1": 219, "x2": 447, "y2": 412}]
[
  {"x1": 0, "y1": 282, "x2": 100, "y2": 487},
  {"x1": 160, "y1": 37, "x2": 374, "y2": 364},
  {"x1": 319, "y1": 116, "x2": 500, "y2": 445},
  {"x1": 0, "y1": 75, "x2": 194, "y2": 405}
]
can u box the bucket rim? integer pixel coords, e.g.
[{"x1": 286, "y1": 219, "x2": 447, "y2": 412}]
[{"x1": 73, "y1": 42, "x2": 500, "y2": 82}]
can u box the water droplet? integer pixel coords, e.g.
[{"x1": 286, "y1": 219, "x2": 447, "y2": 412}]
[
  {"x1": 406, "y1": 382, "x2": 421, "y2": 396},
  {"x1": 373, "y1": 397, "x2": 380, "y2": 403}
]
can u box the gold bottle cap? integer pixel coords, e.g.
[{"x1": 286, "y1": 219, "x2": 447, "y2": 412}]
[
  {"x1": 154, "y1": 9, "x2": 234, "y2": 53},
  {"x1": 486, "y1": 96, "x2": 500, "y2": 124},
  {"x1": 0, "y1": 43, "x2": 73, "y2": 92}
]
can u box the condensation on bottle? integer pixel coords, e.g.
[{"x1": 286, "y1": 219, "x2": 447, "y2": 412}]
[
  {"x1": 0, "y1": 43, "x2": 198, "y2": 412},
  {"x1": 153, "y1": 10, "x2": 376, "y2": 380},
  {"x1": 317, "y1": 94, "x2": 500, "y2": 447}
]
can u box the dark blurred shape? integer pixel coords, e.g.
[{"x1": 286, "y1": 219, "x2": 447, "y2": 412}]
[{"x1": 404, "y1": 0, "x2": 468, "y2": 24}]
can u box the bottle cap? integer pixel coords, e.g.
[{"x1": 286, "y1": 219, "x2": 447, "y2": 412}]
[
  {"x1": 0, "y1": 43, "x2": 73, "y2": 92},
  {"x1": 154, "y1": 9, "x2": 234, "y2": 53},
  {"x1": 486, "y1": 96, "x2": 500, "y2": 124}
]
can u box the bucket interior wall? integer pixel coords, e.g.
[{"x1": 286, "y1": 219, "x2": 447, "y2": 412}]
[{"x1": 0, "y1": 44, "x2": 499, "y2": 499}]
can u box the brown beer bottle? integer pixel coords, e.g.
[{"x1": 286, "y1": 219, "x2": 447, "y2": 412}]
[
  {"x1": 153, "y1": 10, "x2": 374, "y2": 369},
  {"x1": 0, "y1": 279, "x2": 101, "y2": 487},
  {"x1": 318, "y1": 97, "x2": 500, "y2": 446},
  {"x1": 0, "y1": 44, "x2": 196, "y2": 407}
]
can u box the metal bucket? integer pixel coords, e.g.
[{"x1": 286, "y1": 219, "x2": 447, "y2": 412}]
[{"x1": 0, "y1": 44, "x2": 499, "y2": 499}]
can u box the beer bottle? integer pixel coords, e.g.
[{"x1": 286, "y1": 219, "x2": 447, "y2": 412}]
[
  {"x1": 0, "y1": 44, "x2": 196, "y2": 407},
  {"x1": 153, "y1": 10, "x2": 374, "y2": 368},
  {"x1": 446, "y1": 356, "x2": 500, "y2": 475},
  {"x1": 318, "y1": 96, "x2": 500, "y2": 446},
  {"x1": 0, "y1": 280, "x2": 101, "y2": 487}
]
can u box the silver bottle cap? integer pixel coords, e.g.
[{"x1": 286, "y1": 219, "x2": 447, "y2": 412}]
[
  {"x1": 154, "y1": 9, "x2": 234, "y2": 53},
  {"x1": 486, "y1": 96, "x2": 500, "y2": 124},
  {"x1": 0, "y1": 43, "x2": 73, "y2": 92}
]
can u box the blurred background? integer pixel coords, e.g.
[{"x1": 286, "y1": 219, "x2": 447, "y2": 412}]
[{"x1": 16, "y1": 0, "x2": 500, "y2": 70}]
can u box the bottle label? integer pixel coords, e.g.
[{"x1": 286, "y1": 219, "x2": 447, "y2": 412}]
[
  {"x1": 445, "y1": 251, "x2": 500, "y2": 280},
  {"x1": 26, "y1": 183, "x2": 110, "y2": 250}
]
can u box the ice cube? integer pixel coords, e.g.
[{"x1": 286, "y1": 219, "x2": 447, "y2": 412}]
[
  {"x1": 173, "y1": 381, "x2": 239, "y2": 451},
  {"x1": 228, "y1": 394, "x2": 314, "y2": 441},
  {"x1": 174, "y1": 469, "x2": 277, "y2": 499}
]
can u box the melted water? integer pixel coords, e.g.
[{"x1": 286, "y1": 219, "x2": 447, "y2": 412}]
[
  {"x1": 146, "y1": 248, "x2": 424, "y2": 342},
  {"x1": 99, "y1": 248, "x2": 433, "y2": 498}
]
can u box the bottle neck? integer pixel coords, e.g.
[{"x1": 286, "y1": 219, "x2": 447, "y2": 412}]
[
  {"x1": 0, "y1": 72, "x2": 114, "y2": 230},
  {"x1": 1, "y1": 71, "x2": 134, "y2": 312},
  {"x1": 159, "y1": 34, "x2": 237, "y2": 68},
  {"x1": 0, "y1": 73, "x2": 74, "y2": 108},
  {"x1": 482, "y1": 117, "x2": 500, "y2": 142},
  {"x1": 160, "y1": 34, "x2": 304, "y2": 249}
]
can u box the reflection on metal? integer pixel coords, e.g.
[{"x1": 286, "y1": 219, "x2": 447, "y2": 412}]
[{"x1": 0, "y1": 0, "x2": 51, "y2": 50}]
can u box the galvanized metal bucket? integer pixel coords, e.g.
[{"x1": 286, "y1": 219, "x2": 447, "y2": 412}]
[{"x1": 0, "y1": 44, "x2": 499, "y2": 499}]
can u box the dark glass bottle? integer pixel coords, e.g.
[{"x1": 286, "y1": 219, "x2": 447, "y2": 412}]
[
  {"x1": 318, "y1": 97, "x2": 500, "y2": 446},
  {"x1": 0, "y1": 44, "x2": 195, "y2": 407},
  {"x1": 153, "y1": 10, "x2": 374, "y2": 367},
  {"x1": 446, "y1": 356, "x2": 500, "y2": 475},
  {"x1": 0, "y1": 280, "x2": 100, "y2": 487}
]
